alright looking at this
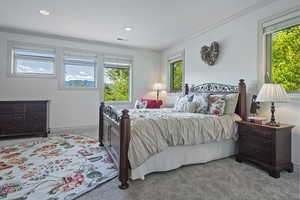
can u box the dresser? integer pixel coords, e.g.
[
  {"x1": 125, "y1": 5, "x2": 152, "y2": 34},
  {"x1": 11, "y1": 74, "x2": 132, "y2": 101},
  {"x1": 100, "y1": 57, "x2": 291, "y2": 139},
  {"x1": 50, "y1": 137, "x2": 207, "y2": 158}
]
[
  {"x1": 236, "y1": 121, "x2": 294, "y2": 178},
  {"x1": 0, "y1": 101, "x2": 49, "y2": 138}
]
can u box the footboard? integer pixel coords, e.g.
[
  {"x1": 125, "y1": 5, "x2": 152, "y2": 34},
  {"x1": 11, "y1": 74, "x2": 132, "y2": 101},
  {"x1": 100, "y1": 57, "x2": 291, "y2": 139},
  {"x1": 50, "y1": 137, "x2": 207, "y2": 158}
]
[{"x1": 99, "y1": 102, "x2": 130, "y2": 189}]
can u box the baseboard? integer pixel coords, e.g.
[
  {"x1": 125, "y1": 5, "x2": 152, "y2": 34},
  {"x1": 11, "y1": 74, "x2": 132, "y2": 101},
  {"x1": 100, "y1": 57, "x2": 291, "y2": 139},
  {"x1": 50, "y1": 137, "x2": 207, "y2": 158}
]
[
  {"x1": 50, "y1": 125, "x2": 97, "y2": 135},
  {"x1": 294, "y1": 162, "x2": 300, "y2": 173}
]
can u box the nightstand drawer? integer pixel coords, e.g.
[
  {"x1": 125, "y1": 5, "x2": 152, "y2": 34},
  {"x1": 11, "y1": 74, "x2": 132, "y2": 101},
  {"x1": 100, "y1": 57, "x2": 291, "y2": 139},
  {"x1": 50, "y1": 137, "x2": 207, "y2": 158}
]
[
  {"x1": 239, "y1": 143, "x2": 272, "y2": 164},
  {"x1": 239, "y1": 134, "x2": 272, "y2": 150},
  {"x1": 239, "y1": 125, "x2": 272, "y2": 139}
]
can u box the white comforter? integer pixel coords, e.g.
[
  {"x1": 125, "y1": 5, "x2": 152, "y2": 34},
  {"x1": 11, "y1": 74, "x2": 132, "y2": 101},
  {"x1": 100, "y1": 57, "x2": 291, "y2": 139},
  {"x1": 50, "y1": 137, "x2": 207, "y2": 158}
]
[{"x1": 122, "y1": 108, "x2": 241, "y2": 169}]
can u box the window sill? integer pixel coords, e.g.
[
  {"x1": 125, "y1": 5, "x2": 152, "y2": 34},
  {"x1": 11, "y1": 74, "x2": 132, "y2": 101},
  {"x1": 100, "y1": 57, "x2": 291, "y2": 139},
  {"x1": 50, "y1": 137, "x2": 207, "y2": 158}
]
[
  {"x1": 8, "y1": 73, "x2": 57, "y2": 79},
  {"x1": 167, "y1": 91, "x2": 182, "y2": 95},
  {"x1": 288, "y1": 93, "x2": 300, "y2": 102},
  {"x1": 104, "y1": 101, "x2": 132, "y2": 105},
  {"x1": 59, "y1": 85, "x2": 98, "y2": 90}
]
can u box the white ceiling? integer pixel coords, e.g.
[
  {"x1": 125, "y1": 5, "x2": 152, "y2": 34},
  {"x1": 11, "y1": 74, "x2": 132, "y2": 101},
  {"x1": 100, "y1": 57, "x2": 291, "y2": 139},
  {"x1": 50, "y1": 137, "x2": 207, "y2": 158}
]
[{"x1": 0, "y1": 0, "x2": 274, "y2": 50}]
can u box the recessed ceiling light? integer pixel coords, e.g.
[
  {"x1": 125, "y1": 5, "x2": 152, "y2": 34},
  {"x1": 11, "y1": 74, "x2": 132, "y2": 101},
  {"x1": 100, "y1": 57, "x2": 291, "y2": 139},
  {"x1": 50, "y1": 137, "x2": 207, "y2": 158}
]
[
  {"x1": 39, "y1": 9, "x2": 50, "y2": 16},
  {"x1": 123, "y1": 26, "x2": 133, "y2": 31}
]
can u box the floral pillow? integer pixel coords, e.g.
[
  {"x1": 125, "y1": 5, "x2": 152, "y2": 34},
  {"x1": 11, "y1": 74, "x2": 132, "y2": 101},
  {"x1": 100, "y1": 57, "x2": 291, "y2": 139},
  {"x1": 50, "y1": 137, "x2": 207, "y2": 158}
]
[
  {"x1": 134, "y1": 99, "x2": 148, "y2": 109},
  {"x1": 193, "y1": 93, "x2": 209, "y2": 114},
  {"x1": 208, "y1": 95, "x2": 226, "y2": 115}
]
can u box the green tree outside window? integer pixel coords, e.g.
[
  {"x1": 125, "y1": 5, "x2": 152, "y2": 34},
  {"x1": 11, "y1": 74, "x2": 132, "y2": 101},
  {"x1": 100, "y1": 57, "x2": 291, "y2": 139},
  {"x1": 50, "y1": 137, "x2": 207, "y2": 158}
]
[
  {"x1": 104, "y1": 67, "x2": 129, "y2": 101},
  {"x1": 170, "y1": 60, "x2": 183, "y2": 92},
  {"x1": 271, "y1": 24, "x2": 300, "y2": 92}
]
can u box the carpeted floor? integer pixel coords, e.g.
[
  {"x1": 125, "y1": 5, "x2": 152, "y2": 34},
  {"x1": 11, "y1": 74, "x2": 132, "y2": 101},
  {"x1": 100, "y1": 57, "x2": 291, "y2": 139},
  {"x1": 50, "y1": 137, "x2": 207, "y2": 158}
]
[
  {"x1": 78, "y1": 158, "x2": 299, "y2": 200},
  {"x1": 2, "y1": 129, "x2": 300, "y2": 200}
]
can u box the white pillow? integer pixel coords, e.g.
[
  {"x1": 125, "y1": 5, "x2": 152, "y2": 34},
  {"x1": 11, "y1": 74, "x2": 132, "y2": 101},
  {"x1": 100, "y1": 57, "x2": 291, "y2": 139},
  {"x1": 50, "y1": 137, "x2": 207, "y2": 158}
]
[
  {"x1": 224, "y1": 93, "x2": 239, "y2": 114},
  {"x1": 134, "y1": 100, "x2": 147, "y2": 109},
  {"x1": 193, "y1": 94, "x2": 209, "y2": 114},
  {"x1": 174, "y1": 95, "x2": 196, "y2": 112}
]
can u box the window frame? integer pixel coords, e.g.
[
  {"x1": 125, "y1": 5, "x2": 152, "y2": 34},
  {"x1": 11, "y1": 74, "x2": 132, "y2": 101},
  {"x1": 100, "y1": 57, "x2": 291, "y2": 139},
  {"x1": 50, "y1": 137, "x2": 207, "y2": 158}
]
[
  {"x1": 59, "y1": 49, "x2": 99, "y2": 90},
  {"x1": 264, "y1": 21, "x2": 300, "y2": 94},
  {"x1": 7, "y1": 41, "x2": 57, "y2": 78},
  {"x1": 258, "y1": 8, "x2": 300, "y2": 102},
  {"x1": 103, "y1": 55, "x2": 132, "y2": 103},
  {"x1": 167, "y1": 51, "x2": 185, "y2": 93}
]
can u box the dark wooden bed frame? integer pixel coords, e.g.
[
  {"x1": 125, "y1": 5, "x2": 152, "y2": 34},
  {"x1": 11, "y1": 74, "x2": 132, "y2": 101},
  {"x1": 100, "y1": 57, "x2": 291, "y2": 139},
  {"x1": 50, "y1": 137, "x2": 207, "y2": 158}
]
[{"x1": 99, "y1": 79, "x2": 247, "y2": 189}]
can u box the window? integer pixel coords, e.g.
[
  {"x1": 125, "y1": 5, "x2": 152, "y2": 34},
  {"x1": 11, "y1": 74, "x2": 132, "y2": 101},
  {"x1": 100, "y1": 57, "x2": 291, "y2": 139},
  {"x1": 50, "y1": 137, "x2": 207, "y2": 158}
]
[
  {"x1": 10, "y1": 47, "x2": 55, "y2": 76},
  {"x1": 63, "y1": 53, "x2": 97, "y2": 88},
  {"x1": 168, "y1": 52, "x2": 184, "y2": 92},
  {"x1": 104, "y1": 55, "x2": 131, "y2": 102},
  {"x1": 170, "y1": 60, "x2": 184, "y2": 92},
  {"x1": 264, "y1": 17, "x2": 300, "y2": 92}
]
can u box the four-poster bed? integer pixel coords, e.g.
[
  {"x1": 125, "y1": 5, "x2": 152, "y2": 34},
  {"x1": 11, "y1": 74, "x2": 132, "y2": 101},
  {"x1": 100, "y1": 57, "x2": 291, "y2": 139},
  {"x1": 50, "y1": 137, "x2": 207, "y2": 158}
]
[{"x1": 99, "y1": 79, "x2": 247, "y2": 189}]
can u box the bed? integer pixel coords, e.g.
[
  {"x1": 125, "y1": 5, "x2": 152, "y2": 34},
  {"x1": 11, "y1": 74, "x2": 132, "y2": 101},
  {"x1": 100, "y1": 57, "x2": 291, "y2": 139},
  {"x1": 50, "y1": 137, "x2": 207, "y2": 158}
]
[{"x1": 99, "y1": 79, "x2": 247, "y2": 189}]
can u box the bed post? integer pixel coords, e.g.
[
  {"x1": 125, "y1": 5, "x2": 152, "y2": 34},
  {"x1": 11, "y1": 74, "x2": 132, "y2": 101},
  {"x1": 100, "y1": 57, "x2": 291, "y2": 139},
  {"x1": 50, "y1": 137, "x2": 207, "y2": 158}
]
[
  {"x1": 184, "y1": 83, "x2": 189, "y2": 95},
  {"x1": 238, "y1": 79, "x2": 247, "y2": 121},
  {"x1": 99, "y1": 102, "x2": 105, "y2": 146},
  {"x1": 119, "y1": 109, "x2": 130, "y2": 189}
]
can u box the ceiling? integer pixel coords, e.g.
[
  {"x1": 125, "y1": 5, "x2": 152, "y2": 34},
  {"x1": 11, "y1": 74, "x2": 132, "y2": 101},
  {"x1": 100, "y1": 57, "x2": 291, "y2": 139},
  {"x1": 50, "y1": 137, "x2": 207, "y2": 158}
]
[{"x1": 0, "y1": 0, "x2": 274, "y2": 50}]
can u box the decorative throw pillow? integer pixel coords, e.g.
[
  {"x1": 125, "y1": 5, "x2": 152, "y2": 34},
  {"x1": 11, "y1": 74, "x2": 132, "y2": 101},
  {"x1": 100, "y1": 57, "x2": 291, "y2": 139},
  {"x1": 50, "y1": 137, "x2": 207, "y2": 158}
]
[
  {"x1": 193, "y1": 93, "x2": 209, "y2": 114},
  {"x1": 208, "y1": 95, "x2": 226, "y2": 115},
  {"x1": 178, "y1": 101, "x2": 198, "y2": 113},
  {"x1": 140, "y1": 98, "x2": 163, "y2": 109},
  {"x1": 174, "y1": 94, "x2": 195, "y2": 112},
  {"x1": 224, "y1": 93, "x2": 239, "y2": 114},
  {"x1": 134, "y1": 99, "x2": 148, "y2": 109}
]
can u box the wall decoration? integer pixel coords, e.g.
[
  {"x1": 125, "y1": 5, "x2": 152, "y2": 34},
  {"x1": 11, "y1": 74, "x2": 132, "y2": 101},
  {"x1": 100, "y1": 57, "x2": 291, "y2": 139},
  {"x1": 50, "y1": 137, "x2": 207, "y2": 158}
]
[{"x1": 200, "y1": 41, "x2": 219, "y2": 65}]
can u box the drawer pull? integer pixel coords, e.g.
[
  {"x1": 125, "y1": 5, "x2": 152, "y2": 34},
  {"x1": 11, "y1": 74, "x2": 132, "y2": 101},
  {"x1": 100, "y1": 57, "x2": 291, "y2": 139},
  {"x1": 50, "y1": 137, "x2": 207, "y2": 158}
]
[
  {"x1": 15, "y1": 114, "x2": 25, "y2": 120},
  {"x1": 253, "y1": 148, "x2": 260, "y2": 154},
  {"x1": 263, "y1": 140, "x2": 270, "y2": 145}
]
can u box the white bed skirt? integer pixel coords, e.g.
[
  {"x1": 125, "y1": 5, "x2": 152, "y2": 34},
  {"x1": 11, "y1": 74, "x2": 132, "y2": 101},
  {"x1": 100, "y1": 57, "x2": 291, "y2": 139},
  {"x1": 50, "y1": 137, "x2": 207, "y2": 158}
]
[{"x1": 131, "y1": 139, "x2": 237, "y2": 180}]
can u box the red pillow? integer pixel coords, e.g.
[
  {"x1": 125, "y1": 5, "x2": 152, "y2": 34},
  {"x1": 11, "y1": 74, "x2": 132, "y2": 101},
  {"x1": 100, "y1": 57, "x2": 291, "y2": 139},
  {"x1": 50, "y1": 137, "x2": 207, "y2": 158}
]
[{"x1": 141, "y1": 99, "x2": 163, "y2": 109}]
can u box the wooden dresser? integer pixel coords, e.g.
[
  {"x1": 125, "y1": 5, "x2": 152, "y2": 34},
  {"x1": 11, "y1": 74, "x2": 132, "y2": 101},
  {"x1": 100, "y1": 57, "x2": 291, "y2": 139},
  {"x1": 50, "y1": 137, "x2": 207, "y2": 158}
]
[
  {"x1": 236, "y1": 121, "x2": 294, "y2": 178},
  {"x1": 0, "y1": 101, "x2": 49, "y2": 138}
]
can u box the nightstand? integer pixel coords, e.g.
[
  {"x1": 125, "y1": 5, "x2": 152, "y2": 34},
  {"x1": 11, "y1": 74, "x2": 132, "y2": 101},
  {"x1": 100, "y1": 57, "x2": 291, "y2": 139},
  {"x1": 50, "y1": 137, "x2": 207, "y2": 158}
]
[{"x1": 236, "y1": 121, "x2": 294, "y2": 178}]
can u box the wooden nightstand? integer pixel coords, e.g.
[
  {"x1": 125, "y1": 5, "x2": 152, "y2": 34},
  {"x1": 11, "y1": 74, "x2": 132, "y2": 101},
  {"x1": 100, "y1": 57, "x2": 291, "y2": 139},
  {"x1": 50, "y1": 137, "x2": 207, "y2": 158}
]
[{"x1": 236, "y1": 121, "x2": 294, "y2": 178}]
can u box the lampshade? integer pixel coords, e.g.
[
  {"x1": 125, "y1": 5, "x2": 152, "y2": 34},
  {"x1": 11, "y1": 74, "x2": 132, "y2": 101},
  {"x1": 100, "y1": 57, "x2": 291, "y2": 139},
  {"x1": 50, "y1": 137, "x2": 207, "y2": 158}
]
[
  {"x1": 153, "y1": 83, "x2": 163, "y2": 90},
  {"x1": 256, "y1": 83, "x2": 289, "y2": 102}
]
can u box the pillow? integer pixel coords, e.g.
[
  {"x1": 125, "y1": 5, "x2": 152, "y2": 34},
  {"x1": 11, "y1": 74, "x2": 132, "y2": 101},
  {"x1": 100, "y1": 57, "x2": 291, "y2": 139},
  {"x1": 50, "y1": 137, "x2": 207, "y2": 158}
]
[
  {"x1": 174, "y1": 94, "x2": 196, "y2": 112},
  {"x1": 141, "y1": 99, "x2": 163, "y2": 109},
  {"x1": 208, "y1": 95, "x2": 226, "y2": 115},
  {"x1": 134, "y1": 99, "x2": 148, "y2": 109},
  {"x1": 178, "y1": 101, "x2": 198, "y2": 113},
  {"x1": 224, "y1": 93, "x2": 239, "y2": 114},
  {"x1": 193, "y1": 93, "x2": 209, "y2": 114}
]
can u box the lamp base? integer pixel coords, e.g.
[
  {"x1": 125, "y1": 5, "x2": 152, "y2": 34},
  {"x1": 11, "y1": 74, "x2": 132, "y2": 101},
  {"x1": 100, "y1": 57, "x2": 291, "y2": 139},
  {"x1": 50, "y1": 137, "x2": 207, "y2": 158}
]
[{"x1": 267, "y1": 102, "x2": 280, "y2": 127}]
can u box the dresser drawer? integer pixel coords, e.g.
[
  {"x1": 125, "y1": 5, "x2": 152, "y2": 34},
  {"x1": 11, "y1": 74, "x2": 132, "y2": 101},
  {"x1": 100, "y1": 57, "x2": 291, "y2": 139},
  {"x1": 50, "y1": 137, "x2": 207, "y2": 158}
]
[
  {"x1": 239, "y1": 143, "x2": 272, "y2": 164},
  {"x1": 239, "y1": 125, "x2": 273, "y2": 139},
  {"x1": 0, "y1": 103, "x2": 25, "y2": 114},
  {"x1": 239, "y1": 134, "x2": 272, "y2": 150},
  {"x1": 0, "y1": 103, "x2": 14, "y2": 114}
]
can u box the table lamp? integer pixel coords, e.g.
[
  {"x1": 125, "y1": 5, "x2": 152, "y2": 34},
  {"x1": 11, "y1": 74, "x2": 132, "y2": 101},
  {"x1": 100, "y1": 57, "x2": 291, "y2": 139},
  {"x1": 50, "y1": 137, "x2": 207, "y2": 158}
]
[
  {"x1": 256, "y1": 83, "x2": 288, "y2": 126},
  {"x1": 153, "y1": 83, "x2": 163, "y2": 100}
]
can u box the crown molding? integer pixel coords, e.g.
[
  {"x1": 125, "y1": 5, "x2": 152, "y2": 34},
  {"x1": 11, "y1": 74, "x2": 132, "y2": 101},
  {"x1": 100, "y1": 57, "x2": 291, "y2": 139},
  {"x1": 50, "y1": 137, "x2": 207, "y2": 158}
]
[
  {"x1": 0, "y1": 26, "x2": 160, "y2": 53},
  {"x1": 161, "y1": 0, "x2": 278, "y2": 52}
]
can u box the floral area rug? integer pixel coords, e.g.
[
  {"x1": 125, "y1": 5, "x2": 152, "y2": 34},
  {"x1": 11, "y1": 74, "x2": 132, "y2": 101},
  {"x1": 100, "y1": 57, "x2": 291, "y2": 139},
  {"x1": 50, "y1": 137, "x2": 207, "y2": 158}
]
[{"x1": 0, "y1": 134, "x2": 118, "y2": 200}]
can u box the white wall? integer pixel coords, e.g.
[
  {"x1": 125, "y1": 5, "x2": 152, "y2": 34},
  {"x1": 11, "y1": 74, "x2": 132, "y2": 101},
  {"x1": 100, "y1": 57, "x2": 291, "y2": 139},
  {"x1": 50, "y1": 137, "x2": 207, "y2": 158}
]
[
  {"x1": 161, "y1": 0, "x2": 300, "y2": 167},
  {"x1": 0, "y1": 31, "x2": 160, "y2": 128}
]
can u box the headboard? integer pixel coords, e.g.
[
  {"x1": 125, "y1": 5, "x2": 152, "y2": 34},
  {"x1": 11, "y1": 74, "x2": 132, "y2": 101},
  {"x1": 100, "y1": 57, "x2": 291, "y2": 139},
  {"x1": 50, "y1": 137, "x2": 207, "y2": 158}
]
[{"x1": 184, "y1": 79, "x2": 247, "y2": 120}]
